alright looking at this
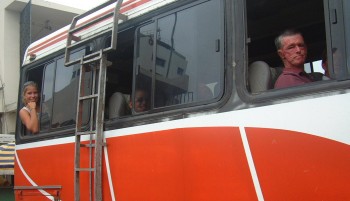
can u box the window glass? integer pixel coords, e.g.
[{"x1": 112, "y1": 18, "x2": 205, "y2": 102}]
[
  {"x1": 135, "y1": 0, "x2": 223, "y2": 111},
  {"x1": 155, "y1": 0, "x2": 222, "y2": 107},
  {"x1": 40, "y1": 62, "x2": 55, "y2": 131},
  {"x1": 51, "y1": 50, "x2": 86, "y2": 128},
  {"x1": 135, "y1": 23, "x2": 154, "y2": 112},
  {"x1": 328, "y1": 0, "x2": 348, "y2": 80},
  {"x1": 342, "y1": 0, "x2": 350, "y2": 77},
  {"x1": 51, "y1": 58, "x2": 78, "y2": 128}
]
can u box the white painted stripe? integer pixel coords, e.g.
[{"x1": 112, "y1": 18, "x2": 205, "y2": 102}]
[
  {"x1": 15, "y1": 151, "x2": 57, "y2": 201},
  {"x1": 104, "y1": 139, "x2": 116, "y2": 201},
  {"x1": 239, "y1": 126, "x2": 265, "y2": 201},
  {"x1": 16, "y1": 135, "x2": 89, "y2": 150},
  {"x1": 16, "y1": 93, "x2": 350, "y2": 151}
]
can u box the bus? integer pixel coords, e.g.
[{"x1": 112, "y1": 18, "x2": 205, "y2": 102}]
[{"x1": 14, "y1": 0, "x2": 350, "y2": 200}]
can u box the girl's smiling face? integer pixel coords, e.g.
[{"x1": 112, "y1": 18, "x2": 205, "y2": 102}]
[{"x1": 24, "y1": 86, "x2": 39, "y2": 104}]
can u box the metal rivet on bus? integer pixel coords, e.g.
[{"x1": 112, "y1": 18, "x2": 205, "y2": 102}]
[
  {"x1": 232, "y1": 61, "x2": 236, "y2": 67},
  {"x1": 29, "y1": 53, "x2": 36, "y2": 61}
]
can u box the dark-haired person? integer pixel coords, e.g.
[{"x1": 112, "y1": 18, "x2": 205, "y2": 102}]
[
  {"x1": 129, "y1": 88, "x2": 150, "y2": 112},
  {"x1": 274, "y1": 29, "x2": 313, "y2": 89}
]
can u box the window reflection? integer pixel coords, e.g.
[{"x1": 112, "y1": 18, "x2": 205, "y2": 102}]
[{"x1": 135, "y1": 0, "x2": 223, "y2": 109}]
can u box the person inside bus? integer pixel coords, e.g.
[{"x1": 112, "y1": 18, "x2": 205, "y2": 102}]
[
  {"x1": 129, "y1": 88, "x2": 150, "y2": 112},
  {"x1": 197, "y1": 83, "x2": 213, "y2": 101},
  {"x1": 274, "y1": 29, "x2": 313, "y2": 89},
  {"x1": 321, "y1": 48, "x2": 341, "y2": 80},
  {"x1": 321, "y1": 49, "x2": 330, "y2": 79},
  {"x1": 19, "y1": 81, "x2": 40, "y2": 134}
]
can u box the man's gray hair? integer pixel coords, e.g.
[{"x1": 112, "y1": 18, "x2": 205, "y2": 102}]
[{"x1": 275, "y1": 29, "x2": 303, "y2": 50}]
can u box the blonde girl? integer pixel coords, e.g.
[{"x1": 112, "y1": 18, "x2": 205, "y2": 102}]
[{"x1": 19, "y1": 81, "x2": 40, "y2": 134}]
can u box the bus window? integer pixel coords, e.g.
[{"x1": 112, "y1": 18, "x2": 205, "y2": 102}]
[
  {"x1": 21, "y1": 48, "x2": 89, "y2": 136},
  {"x1": 21, "y1": 65, "x2": 44, "y2": 135},
  {"x1": 51, "y1": 49, "x2": 89, "y2": 129},
  {"x1": 246, "y1": 0, "x2": 350, "y2": 95},
  {"x1": 246, "y1": 0, "x2": 328, "y2": 93},
  {"x1": 134, "y1": 0, "x2": 223, "y2": 110}
]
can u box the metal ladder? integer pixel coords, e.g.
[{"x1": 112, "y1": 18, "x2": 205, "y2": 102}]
[
  {"x1": 74, "y1": 51, "x2": 108, "y2": 201},
  {"x1": 64, "y1": 1, "x2": 125, "y2": 200}
]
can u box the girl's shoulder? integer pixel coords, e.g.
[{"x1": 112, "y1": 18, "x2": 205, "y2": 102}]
[{"x1": 20, "y1": 106, "x2": 31, "y2": 113}]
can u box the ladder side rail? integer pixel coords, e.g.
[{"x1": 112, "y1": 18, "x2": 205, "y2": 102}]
[
  {"x1": 89, "y1": 133, "x2": 93, "y2": 201},
  {"x1": 69, "y1": 12, "x2": 114, "y2": 35},
  {"x1": 89, "y1": 64, "x2": 97, "y2": 134},
  {"x1": 88, "y1": 63, "x2": 98, "y2": 201},
  {"x1": 68, "y1": 50, "x2": 105, "y2": 67},
  {"x1": 65, "y1": 0, "x2": 123, "y2": 67},
  {"x1": 111, "y1": 0, "x2": 124, "y2": 50},
  {"x1": 65, "y1": 34, "x2": 115, "y2": 67},
  {"x1": 74, "y1": 58, "x2": 85, "y2": 201},
  {"x1": 71, "y1": 0, "x2": 118, "y2": 24},
  {"x1": 67, "y1": 28, "x2": 114, "y2": 53},
  {"x1": 94, "y1": 51, "x2": 108, "y2": 201},
  {"x1": 65, "y1": 15, "x2": 79, "y2": 65},
  {"x1": 84, "y1": 57, "x2": 99, "y2": 201}
]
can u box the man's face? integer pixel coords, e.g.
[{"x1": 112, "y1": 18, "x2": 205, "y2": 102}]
[{"x1": 278, "y1": 34, "x2": 307, "y2": 69}]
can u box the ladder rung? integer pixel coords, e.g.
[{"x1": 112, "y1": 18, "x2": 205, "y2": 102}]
[
  {"x1": 83, "y1": 51, "x2": 102, "y2": 61},
  {"x1": 76, "y1": 131, "x2": 96, "y2": 136},
  {"x1": 80, "y1": 143, "x2": 106, "y2": 148},
  {"x1": 82, "y1": 56, "x2": 102, "y2": 65},
  {"x1": 67, "y1": 28, "x2": 112, "y2": 52},
  {"x1": 80, "y1": 144, "x2": 95, "y2": 148},
  {"x1": 75, "y1": 168, "x2": 95, "y2": 172},
  {"x1": 71, "y1": 35, "x2": 81, "y2": 42},
  {"x1": 69, "y1": 12, "x2": 114, "y2": 35},
  {"x1": 119, "y1": 13, "x2": 128, "y2": 21},
  {"x1": 79, "y1": 94, "x2": 98, "y2": 101}
]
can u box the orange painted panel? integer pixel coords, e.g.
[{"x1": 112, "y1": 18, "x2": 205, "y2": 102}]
[
  {"x1": 15, "y1": 127, "x2": 258, "y2": 201},
  {"x1": 15, "y1": 143, "x2": 75, "y2": 201},
  {"x1": 246, "y1": 127, "x2": 350, "y2": 201},
  {"x1": 105, "y1": 127, "x2": 257, "y2": 201}
]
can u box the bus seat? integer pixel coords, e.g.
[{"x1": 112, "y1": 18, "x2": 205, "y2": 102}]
[
  {"x1": 308, "y1": 72, "x2": 324, "y2": 81},
  {"x1": 248, "y1": 61, "x2": 272, "y2": 93},
  {"x1": 270, "y1": 66, "x2": 283, "y2": 86},
  {"x1": 109, "y1": 92, "x2": 130, "y2": 119}
]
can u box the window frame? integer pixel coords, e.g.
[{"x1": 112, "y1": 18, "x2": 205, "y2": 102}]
[
  {"x1": 236, "y1": 0, "x2": 350, "y2": 104},
  {"x1": 16, "y1": 47, "x2": 89, "y2": 143}
]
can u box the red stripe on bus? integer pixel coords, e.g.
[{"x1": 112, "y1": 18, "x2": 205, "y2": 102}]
[
  {"x1": 27, "y1": 0, "x2": 151, "y2": 56},
  {"x1": 120, "y1": 0, "x2": 151, "y2": 13}
]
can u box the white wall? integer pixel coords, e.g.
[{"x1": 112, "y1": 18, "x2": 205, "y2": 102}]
[{"x1": 0, "y1": 0, "x2": 22, "y2": 134}]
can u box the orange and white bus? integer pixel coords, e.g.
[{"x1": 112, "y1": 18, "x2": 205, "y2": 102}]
[{"x1": 14, "y1": 0, "x2": 350, "y2": 200}]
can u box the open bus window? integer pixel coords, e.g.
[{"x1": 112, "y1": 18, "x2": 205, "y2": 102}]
[
  {"x1": 21, "y1": 65, "x2": 44, "y2": 136},
  {"x1": 134, "y1": 0, "x2": 223, "y2": 110},
  {"x1": 245, "y1": 0, "x2": 350, "y2": 94},
  {"x1": 21, "y1": 47, "x2": 90, "y2": 136}
]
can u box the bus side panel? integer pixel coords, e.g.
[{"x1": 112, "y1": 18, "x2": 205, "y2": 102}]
[
  {"x1": 15, "y1": 143, "x2": 75, "y2": 201},
  {"x1": 14, "y1": 127, "x2": 258, "y2": 201},
  {"x1": 246, "y1": 127, "x2": 350, "y2": 200},
  {"x1": 104, "y1": 127, "x2": 258, "y2": 201}
]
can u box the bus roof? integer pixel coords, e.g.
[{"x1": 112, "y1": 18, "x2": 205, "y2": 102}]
[{"x1": 23, "y1": 0, "x2": 176, "y2": 66}]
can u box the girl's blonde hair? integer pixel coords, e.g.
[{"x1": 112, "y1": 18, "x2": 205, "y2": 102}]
[{"x1": 22, "y1": 81, "x2": 39, "y2": 104}]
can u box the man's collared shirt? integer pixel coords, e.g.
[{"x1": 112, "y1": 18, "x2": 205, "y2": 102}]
[{"x1": 274, "y1": 67, "x2": 313, "y2": 89}]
